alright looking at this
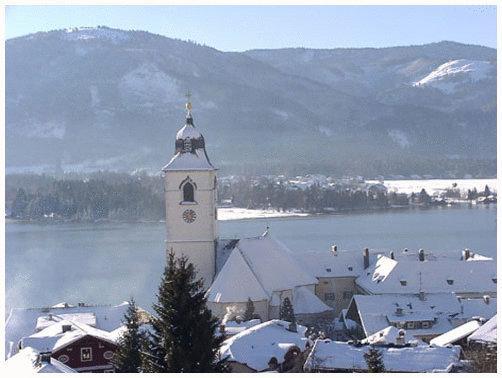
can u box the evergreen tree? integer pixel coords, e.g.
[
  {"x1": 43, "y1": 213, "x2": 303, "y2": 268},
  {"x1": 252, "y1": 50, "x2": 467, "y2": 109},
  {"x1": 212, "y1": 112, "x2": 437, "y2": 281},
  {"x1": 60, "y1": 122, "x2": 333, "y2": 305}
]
[
  {"x1": 142, "y1": 250, "x2": 229, "y2": 373},
  {"x1": 243, "y1": 298, "x2": 255, "y2": 321},
  {"x1": 364, "y1": 346, "x2": 385, "y2": 372},
  {"x1": 112, "y1": 298, "x2": 145, "y2": 373},
  {"x1": 279, "y1": 297, "x2": 295, "y2": 323}
]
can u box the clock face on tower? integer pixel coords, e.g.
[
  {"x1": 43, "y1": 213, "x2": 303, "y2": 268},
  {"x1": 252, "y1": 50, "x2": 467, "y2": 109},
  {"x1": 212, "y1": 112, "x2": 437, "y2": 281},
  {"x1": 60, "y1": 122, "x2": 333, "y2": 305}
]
[{"x1": 182, "y1": 209, "x2": 197, "y2": 223}]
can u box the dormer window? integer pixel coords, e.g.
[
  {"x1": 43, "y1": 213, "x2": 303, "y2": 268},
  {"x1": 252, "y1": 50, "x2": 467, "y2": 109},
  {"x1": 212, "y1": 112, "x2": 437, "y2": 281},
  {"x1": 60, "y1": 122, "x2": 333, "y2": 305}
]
[
  {"x1": 492, "y1": 278, "x2": 497, "y2": 284},
  {"x1": 183, "y1": 182, "x2": 195, "y2": 202},
  {"x1": 400, "y1": 280, "x2": 407, "y2": 286},
  {"x1": 446, "y1": 279, "x2": 454, "y2": 285}
]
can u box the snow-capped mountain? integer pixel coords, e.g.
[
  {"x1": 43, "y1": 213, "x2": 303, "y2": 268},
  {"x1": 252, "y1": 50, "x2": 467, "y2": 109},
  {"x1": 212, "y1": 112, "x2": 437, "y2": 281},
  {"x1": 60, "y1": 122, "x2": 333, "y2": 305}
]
[
  {"x1": 5, "y1": 27, "x2": 497, "y2": 176},
  {"x1": 413, "y1": 59, "x2": 493, "y2": 93}
]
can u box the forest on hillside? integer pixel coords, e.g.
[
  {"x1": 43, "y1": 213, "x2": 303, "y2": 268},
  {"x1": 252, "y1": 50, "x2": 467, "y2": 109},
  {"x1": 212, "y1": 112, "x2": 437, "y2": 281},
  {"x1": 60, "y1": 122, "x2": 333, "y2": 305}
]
[{"x1": 5, "y1": 173, "x2": 494, "y2": 222}]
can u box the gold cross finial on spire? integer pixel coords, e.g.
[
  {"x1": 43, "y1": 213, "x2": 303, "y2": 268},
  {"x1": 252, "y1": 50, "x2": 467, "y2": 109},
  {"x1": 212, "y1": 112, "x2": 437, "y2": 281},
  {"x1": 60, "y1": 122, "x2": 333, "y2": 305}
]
[{"x1": 185, "y1": 89, "x2": 192, "y2": 111}]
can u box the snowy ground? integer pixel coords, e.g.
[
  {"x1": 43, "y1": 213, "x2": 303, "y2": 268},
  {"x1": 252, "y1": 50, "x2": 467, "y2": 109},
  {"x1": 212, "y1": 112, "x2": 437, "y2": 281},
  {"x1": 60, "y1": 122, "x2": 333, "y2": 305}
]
[
  {"x1": 366, "y1": 179, "x2": 497, "y2": 195},
  {"x1": 218, "y1": 208, "x2": 309, "y2": 221}
]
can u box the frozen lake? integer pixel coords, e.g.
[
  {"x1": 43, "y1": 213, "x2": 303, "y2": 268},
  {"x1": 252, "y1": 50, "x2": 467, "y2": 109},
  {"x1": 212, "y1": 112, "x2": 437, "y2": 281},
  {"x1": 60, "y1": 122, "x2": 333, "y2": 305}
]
[{"x1": 5, "y1": 204, "x2": 496, "y2": 313}]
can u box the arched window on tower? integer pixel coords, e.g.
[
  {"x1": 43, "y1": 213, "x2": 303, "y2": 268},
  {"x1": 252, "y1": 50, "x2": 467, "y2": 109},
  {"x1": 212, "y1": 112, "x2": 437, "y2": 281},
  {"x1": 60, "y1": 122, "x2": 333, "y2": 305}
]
[{"x1": 183, "y1": 182, "x2": 195, "y2": 202}]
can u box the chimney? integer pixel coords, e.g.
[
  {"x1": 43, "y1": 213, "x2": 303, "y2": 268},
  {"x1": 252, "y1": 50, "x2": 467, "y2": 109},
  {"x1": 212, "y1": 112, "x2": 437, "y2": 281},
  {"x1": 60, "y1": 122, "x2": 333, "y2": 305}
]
[
  {"x1": 363, "y1": 248, "x2": 370, "y2": 269},
  {"x1": 396, "y1": 329, "x2": 406, "y2": 346},
  {"x1": 418, "y1": 249, "x2": 425, "y2": 262},
  {"x1": 331, "y1": 244, "x2": 338, "y2": 256},
  {"x1": 483, "y1": 295, "x2": 490, "y2": 305},
  {"x1": 462, "y1": 249, "x2": 470, "y2": 261},
  {"x1": 390, "y1": 251, "x2": 395, "y2": 260},
  {"x1": 48, "y1": 313, "x2": 53, "y2": 321},
  {"x1": 61, "y1": 324, "x2": 72, "y2": 333},
  {"x1": 37, "y1": 352, "x2": 52, "y2": 365},
  {"x1": 419, "y1": 291, "x2": 426, "y2": 301}
]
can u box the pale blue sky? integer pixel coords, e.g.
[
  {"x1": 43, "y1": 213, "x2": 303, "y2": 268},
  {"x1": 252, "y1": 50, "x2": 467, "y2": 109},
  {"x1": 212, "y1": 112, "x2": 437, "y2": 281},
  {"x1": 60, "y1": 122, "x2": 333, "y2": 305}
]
[{"x1": 5, "y1": 5, "x2": 497, "y2": 51}]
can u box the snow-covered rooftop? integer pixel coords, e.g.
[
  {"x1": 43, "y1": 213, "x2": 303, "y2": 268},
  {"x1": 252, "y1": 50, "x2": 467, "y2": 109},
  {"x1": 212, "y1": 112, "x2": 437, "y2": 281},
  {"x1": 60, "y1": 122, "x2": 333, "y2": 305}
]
[
  {"x1": 361, "y1": 326, "x2": 423, "y2": 346},
  {"x1": 162, "y1": 149, "x2": 215, "y2": 171},
  {"x1": 219, "y1": 319, "x2": 309, "y2": 372},
  {"x1": 207, "y1": 247, "x2": 269, "y2": 303},
  {"x1": 221, "y1": 319, "x2": 262, "y2": 337},
  {"x1": 304, "y1": 339, "x2": 461, "y2": 373},
  {"x1": 4, "y1": 346, "x2": 77, "y2": 373},
  {"x1": 458, "y1": 297, "x2": 497, "y2": 322},
  {"x1": 356, "y1": 255, "x2": 496, "y2": 295},
  {"x1": 35, "y1": 312, "x2": 97, "y2": 331},
  {"x1": 21, "y1": 319, "x2": 120, "y2": 353},
  {"x1": 348, "y1": 293, "x2": 462, "y2": 338},
  {"x1": 5, "y1": 302, "x2": 132, "y2": 358},
  {"x1": 293, "y1": 286, "x2": 332, "y2": 315},
  {"x1": 429, "y1": 320, "x2": 480, "y2": 347},
  {"x1": 208, "y1": 234, "x2": 318, "y2": 303},
  {"x1": 468, "y1": 315, "x2": 497, "y2": 345},
  {"x1": 294, "y1": 250, "x2": 365, "y2": 278}
]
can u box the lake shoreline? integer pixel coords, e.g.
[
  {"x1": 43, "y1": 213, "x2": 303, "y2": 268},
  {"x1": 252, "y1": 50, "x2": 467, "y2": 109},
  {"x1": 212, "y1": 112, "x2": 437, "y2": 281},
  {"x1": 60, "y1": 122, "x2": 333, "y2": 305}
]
[{"x1": 5, "y1": 202, "x2": 496, "y2": 224}]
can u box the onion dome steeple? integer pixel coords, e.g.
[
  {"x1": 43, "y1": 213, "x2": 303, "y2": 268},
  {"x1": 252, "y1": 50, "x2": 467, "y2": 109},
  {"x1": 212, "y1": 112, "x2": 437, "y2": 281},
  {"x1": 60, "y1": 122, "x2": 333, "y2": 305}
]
[{"x1": 162, "y1": 93, "x2": 215, "y2": 172}]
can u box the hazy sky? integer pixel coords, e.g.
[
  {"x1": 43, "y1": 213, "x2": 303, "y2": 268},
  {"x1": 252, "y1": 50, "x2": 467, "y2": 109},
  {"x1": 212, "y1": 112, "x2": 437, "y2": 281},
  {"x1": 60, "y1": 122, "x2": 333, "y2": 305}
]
[{"x1": 5, "y1": 5, "x2": 497, "y2": 51}]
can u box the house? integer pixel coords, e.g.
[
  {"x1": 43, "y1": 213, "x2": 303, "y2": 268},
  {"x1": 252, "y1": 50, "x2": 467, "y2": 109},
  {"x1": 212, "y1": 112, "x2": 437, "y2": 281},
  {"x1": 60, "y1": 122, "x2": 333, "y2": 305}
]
[
  {"x1": 356, "y1": 254, "x2": 496, "y2": 298},
  {"x1": 293, "y1": 248, "x2": 367, "y2": 315},
  {"x1": 467, "y1": 315, "x2": 497, "y2": 348},
  {"x1": 4, "y1": 347, "x2": 76, "y2": 373},
  {"x1": 345, "y1": 293, "x2": 469, "y2": 342},
  {"x1": 5, "y1": 301, "x2": 147, "y2": 360},
  {"x1": 20, "y1": 319, "x2": 121, "y2": 373},
  {"x1": 303, "y1": 338, "x2": 461, "y2": 373},
  {"x1": 206, "y1": 232, "x2": 332, "y2": 323},
  {"x1": 219, "y1": 319, "x2": 310, "y2": 372}
]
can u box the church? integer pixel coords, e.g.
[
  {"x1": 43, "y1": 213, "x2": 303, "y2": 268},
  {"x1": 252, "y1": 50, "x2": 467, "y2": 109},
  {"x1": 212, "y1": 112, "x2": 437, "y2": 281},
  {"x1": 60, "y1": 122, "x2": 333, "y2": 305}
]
[
  {"x1": 160, "y1": 100, "x2": 496, "y2": 325},
  {"x1": 161, "y1": 100, "x2": 333, "y2": 323}
]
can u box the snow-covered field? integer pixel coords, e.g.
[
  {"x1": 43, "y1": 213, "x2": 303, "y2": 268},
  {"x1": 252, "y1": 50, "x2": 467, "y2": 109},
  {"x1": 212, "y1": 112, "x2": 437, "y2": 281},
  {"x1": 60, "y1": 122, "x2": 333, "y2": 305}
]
[
  {"x1": 218, "y1": 207, "x2": 309, "y2": 221},
  {"x1": 367, "y1": 178, "x2": 497, "y2": 195}
]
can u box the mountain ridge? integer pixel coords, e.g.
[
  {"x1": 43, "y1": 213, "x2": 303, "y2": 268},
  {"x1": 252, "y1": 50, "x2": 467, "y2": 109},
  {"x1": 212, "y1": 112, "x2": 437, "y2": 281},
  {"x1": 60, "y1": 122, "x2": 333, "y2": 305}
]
[{"x1": 6, "y1": 26, "x2": 497, "y2": 177}]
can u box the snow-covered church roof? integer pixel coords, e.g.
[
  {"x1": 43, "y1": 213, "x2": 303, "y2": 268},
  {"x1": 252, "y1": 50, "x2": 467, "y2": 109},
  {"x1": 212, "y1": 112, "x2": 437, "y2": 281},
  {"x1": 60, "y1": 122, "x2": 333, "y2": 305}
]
[{"x1": 207, "y1": 233, "x2": 318, "y2": 303}]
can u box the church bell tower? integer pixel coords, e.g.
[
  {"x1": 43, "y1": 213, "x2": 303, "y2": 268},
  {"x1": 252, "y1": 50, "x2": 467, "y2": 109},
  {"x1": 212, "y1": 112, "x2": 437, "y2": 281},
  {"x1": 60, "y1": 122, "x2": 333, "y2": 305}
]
[{"x1": 162, "y1": 97, "x2": 218, "y2": 289}]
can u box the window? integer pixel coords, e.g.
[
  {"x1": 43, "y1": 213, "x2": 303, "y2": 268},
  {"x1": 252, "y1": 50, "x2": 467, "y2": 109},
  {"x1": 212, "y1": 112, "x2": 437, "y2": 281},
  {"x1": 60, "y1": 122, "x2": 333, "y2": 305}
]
[
  {"x1": 406, "y1": 322, "x2": 415, "y2": 329},
  {"x1": 400, "y1": 280, "x2": 407, "y2": 286},
  {"x1": 81, "y1": 347, "x2": 92, "y2": 362},
  {"x1": 103, "y1": 351, "x2": 114, "y2": 360},
  {"x1": 446, "y1": 279, "x2": 454, "y2": 285},
  {"x1": 183, "y1": 182, "x2": 195, "y2": 202},
  {"x1": 343, "y1": 291, "x2": 353, "y2": 299},
  {"x1": 421, "y1": 321, "x2": 431, "y2": 329},
  {"x1": 58, "y1": 355, "x2": 69, "y2": 364},
  {"x1": 324, "y1": 293, "x2": 335, "y2": 301}
]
